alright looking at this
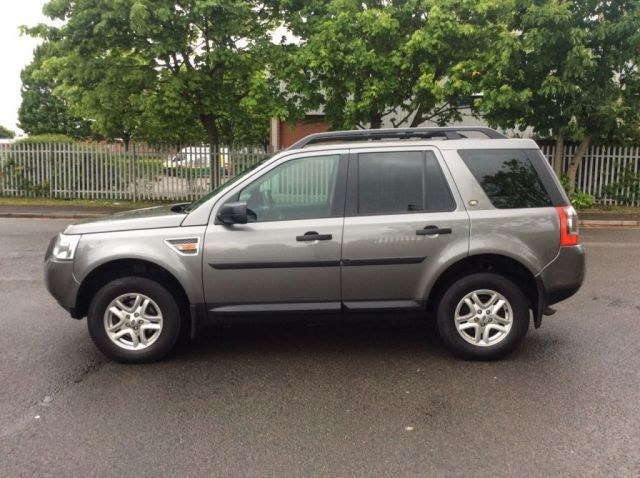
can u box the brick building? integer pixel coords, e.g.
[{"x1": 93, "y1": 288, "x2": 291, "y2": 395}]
[
  {"x1": 268, "y1": 104, "x2": 531, "y2": 151},
  {"x1": 269, "y1": 114, "x2": 331, "y2": 151}
]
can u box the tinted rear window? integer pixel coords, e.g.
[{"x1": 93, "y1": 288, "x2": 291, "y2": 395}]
[{"x1": 459, "y1": 150, "x2": 552, "y2": 209}]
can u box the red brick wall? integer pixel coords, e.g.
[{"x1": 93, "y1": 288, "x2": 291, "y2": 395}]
[{"x1": 271, "y1": 116, "x2": 331, "y2": 149}]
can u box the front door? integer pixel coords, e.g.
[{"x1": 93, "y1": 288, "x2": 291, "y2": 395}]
[{"x1": 202, "y1": 152, "x2": 347, "y2": 314}]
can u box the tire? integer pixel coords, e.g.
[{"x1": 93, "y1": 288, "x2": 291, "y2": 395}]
[
  {"x1": 87, "y1": 277, "x2": 182, "y2": 363},
  {"x1": 436, "y1": 273, "x2": 529, "y2": 360}
]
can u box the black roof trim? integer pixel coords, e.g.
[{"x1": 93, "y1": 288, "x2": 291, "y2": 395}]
[{"x1": 288, "y1": 127, "x2": 506, "y2": 150}]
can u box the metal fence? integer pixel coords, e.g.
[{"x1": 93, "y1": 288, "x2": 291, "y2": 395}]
[
  {"x1": 1, "y1": 141, "x2": 639, "y2": 205},
  {"x1": 540, "y1": 144, "x2": 640, "y2": 206},
  {"x1": 0, "y1": 142, "x2": 270, "y2": 202}
]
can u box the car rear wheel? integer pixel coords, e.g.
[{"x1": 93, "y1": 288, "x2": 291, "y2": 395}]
[
  {"x1": 87, "y1": 277, "x2": 181, "y2": 363},
  {"x1": 436, "y1": 273, "x2": 529, "y2": 360}
]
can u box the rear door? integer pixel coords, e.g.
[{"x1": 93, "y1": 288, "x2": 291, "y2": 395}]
[{"x1": 341, "y1": 148, "x2": 470, "y2": 310}]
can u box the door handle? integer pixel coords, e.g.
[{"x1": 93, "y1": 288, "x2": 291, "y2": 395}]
[
  {"x1": 296, "y1": 231, "x2": 333, "y2": 242},
  {"x1": 416, "y1": 225, "x2": 452, "y2": 236}
]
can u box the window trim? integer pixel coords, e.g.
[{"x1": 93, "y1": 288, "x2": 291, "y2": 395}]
[
  {"x1": 216, "y1": 152, "x2": 349, "y2": 224},
  {"x1": 345, "y1": 149, "x2": 457, "y2": 217}
]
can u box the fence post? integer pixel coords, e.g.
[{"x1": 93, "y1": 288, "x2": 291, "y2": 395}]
[
  {"x1": 129, "y1": 145, "x2": 137, "y2": 202},
  {"x1": 48, "y1": 143, "x2": 53, "y2": 198}
]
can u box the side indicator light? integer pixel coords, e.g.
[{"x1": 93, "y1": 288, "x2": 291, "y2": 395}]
[{"x1": 165, "y1": 238, "x2": 200, "y2": 255}]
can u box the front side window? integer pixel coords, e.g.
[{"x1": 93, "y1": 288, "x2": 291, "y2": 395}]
[
  {"x1": 459, "y1": 149, "x2": 552, "y2": 209},
  {"x1": 187, "y1": 155, "x2": 271, "y2": 212},
  {"x1": 357, "y1": 151, "x2": 455, "y2": 215},
  {"x1": 238, "y1": 155, "x2": 340, "y2": 222}
]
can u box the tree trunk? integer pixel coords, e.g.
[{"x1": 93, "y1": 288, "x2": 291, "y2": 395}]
[
  {"x1": 200, "y1": 114, "x2": 220, "y2": 190},
  {"x1": 553, "y1": 133, "x2": 564, "y2": 179},
  {"x1": 566, "y1": 135, "x2": 591, "y2": 196},
  {"x1": 122, "y1": 133, "x2": 131, "y2": 153},
  {"x1": 409, "y1": 104, "x2": 424, "y2": 128},
  {"x1": 369, "y1": 112, "x2": 382, "y2": 129}
]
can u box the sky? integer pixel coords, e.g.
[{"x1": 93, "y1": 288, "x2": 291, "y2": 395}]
[{"x1": 0, "y1": 0, "x2": 49, "y2": 135}]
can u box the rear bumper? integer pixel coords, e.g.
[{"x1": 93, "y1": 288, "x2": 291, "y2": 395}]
[{"x1": 538, "y1": 244, "x2": 586, "y2": 306}]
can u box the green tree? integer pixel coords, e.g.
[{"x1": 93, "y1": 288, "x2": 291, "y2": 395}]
[
  {"x1": 277, "y1": 0, "x2": 508, "y2": 130},
  {"x1": 31, "y1": 0, "x2": 281, "y2": 181},
  {"x1": 18, "y1": 42, "x2": 91, "y2": 138},
  {"x1": 0, "y1": 125, "x2": 16, "y2": 139},
  {"x1": 475, "y1": 0, "x2": 640, "y2": 194},
  {"x1": 49, "y1": 48, "x2": 157, "y2": 150}
]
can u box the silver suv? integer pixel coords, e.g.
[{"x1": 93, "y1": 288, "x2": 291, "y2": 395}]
[{"x1": 45, "y1": 128, "x2": 585, "y2": 363}]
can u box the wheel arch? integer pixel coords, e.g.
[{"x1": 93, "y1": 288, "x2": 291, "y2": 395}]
[
  {"x1": 426, "y1": 254, "x2": 540, "y2": 320},
  {"x1": 74, "y1": 258, "x2": 191, "y2": 320}
]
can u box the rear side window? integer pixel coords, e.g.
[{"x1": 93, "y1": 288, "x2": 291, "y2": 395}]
[
  {"x1": 357, "y1": 151, "x2": 455, "y2": 215},
  {"x1": 459, "y1": 150, "x2": 552, "y2": 209}
]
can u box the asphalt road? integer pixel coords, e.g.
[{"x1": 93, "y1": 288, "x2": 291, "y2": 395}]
[{"x1": 1, "y1": 218, "x2": 639, "y2": 477}]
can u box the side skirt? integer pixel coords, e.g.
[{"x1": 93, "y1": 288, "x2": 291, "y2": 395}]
[{"x1": 188, "y1": 300, "x2": 428, "y2": 333}]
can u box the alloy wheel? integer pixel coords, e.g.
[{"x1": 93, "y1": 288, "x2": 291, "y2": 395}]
[
  {"x1": 454, "y1": 289, "x2": 513, "y2": 347},
  {"x1": 103, "y1": 293, "x2": 164, "y2": 351}
]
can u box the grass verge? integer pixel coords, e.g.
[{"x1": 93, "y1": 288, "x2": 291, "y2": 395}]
[{"x1": 0, "y1": 196, "x2": 168, "y2": 209}]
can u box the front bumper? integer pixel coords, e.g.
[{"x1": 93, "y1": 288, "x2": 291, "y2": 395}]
[
  {"x1": 538, "y1": 244, "x2": 586, "y2": 306},
  {"x1": 44, "y1": 255, "x2": 81, "y2": 318}
]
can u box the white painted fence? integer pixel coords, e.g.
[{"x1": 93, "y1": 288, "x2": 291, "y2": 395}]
[
  {"x1": 539, "y1": 144, "x2": 640, "y2": 206},
  {"x1": 0, "y1": 143, "x2": 270, "y2": 202},
  {"x1": 1, "y1": 141, "x2": 638, "y2": 205}
]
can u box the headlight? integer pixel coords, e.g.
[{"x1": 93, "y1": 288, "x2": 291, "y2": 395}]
[{"x1": 52, "y1": 234, "x2": 81, "y2": 260}]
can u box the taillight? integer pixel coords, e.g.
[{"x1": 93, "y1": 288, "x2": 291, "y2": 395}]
[{"x1": 556, "y1": 205, "x2": 579, "y2": 246}]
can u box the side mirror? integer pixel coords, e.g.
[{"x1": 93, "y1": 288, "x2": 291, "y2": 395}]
[{"x1": 216, "y1": 201, "x2": 248, "y2": 225}]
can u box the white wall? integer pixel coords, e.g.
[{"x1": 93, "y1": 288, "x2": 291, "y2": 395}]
[{"x1": 379, "y1": 106, "x2": 535, "y2": 138}]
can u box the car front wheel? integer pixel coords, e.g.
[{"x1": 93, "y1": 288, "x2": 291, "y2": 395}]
[{"x1": 87, "y1": 277, "x2": 181, "y2": 363}]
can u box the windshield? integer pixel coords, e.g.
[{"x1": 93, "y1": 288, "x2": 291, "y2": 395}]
[{"x1": 185, "y1": 155, "x2": 272, "y2": 212}]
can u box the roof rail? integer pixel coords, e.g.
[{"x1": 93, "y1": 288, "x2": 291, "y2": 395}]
[{"x1": 287, "y1": 127, "x2": 506, "y2": 150}]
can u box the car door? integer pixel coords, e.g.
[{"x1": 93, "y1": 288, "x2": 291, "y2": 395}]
[
  {"x1": 341, "y1": 148, "x2": 470, "y2": 310},
  {"x1": 202, "y1": 151, "x2": 348, "y2": 314}
]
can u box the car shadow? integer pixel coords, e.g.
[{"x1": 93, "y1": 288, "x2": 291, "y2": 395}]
[
  {"x1": 163, "y1": 313, "x2": 573, "y2": 366},
  {"x1": 173, "y1": 314, "x2": 450, "y2": 362}
]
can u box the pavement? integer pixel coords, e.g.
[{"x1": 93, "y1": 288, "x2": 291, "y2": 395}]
[
  {"x1": 0, "y1": 218, "x2": 639, "y2": 476},
  {"x1": 577, "y1": 211, "x2": 640, "y2": 228},
  {"x1": 1, "y1": 203, "x2": 639, "y2": 227}
]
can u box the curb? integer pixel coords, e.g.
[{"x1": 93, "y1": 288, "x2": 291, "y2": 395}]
[
  {"x1": 579, "y1": 219, "x2": 640, "y2": 228},
  {"x1": 0, "y1": 212, "x2": 108, "y2": 219}
]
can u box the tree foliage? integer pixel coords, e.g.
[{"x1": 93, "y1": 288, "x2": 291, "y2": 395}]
[
  {"x1": 276, "y1": 0, "x2": 509, "y2": 130},
  {"x1": 18, "y1": 42, "x2": 92, "y2": 139},
  {"x1": 0, "y1": 125, "x2": 16, "y2": 139},
  {"x1": 474, "y1": 0, "x2": 640, "y2": 193},
  {"x1": 30, "y1": 0, "x2": 282, "y2": 164}
]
